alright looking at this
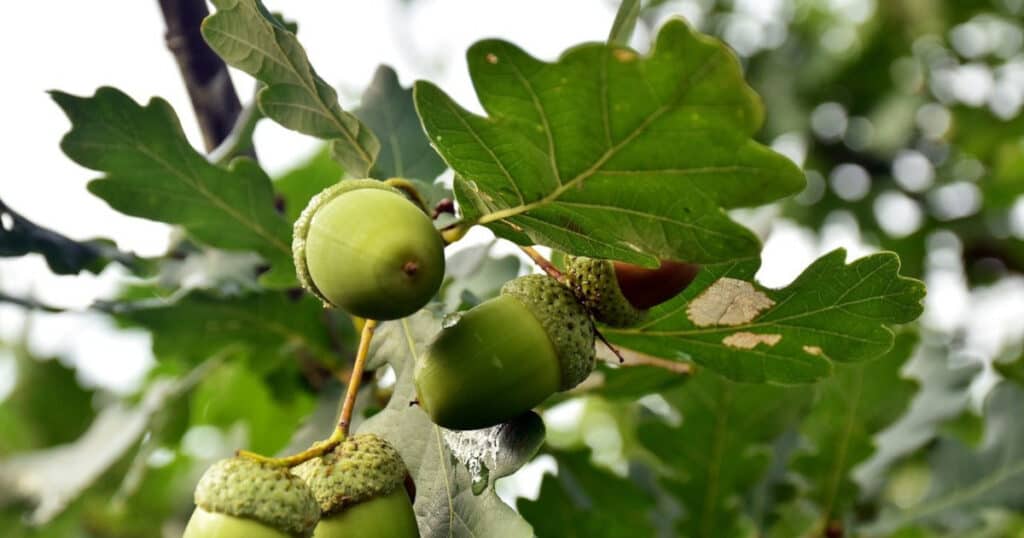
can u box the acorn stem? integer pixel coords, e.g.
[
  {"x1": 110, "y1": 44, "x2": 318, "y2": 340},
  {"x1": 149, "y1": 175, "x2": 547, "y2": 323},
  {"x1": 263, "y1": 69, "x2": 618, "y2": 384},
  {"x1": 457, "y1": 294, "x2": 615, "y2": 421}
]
[
  {"x1": 235, "y1": 319, "x2": 379, "y2": 468},
  {"x1": 384, "y1": 178, "x2": 431, "y2": 214},
  {"x1": 337, "y1": 318, "x2": 379, "y2": 437},
  {"x1": 519, "y1": 246, "x2": 566, "y2": 283}
]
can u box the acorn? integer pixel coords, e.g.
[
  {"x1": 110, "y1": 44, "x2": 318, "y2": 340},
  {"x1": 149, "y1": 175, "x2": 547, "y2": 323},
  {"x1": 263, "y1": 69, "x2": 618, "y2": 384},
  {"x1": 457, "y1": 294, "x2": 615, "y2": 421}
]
[
  {"x1": 565, "y1": 256, "x2": 700, "y2": 327},
  {"x1": 414, "y1": 274, "x2": 596, "y2": 430},
  {"x1": 293, "y1": 433, "x2": 419, "y2": 538},
  {"x1": 293, "y1": 179, "x2": 445, "y2": 320},
  {"x1": 183, "y1": 457, "x2": 320, "y2": 538}
]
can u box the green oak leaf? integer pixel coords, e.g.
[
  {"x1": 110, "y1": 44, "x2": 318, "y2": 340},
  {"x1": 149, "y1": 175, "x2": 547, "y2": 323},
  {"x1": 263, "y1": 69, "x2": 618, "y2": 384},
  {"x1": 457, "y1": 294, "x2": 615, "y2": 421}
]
[
  {"x1": 359, "y1": 311, "x2": 538, "y2": 538},
  {"x1": 868, "y1": 381, "x2": 1024, "y2": 534},
  {"x1": 783, "y1": 331, "x2": 918, "y2": 534},
  {"x1": 52, "y1": 88, "x2": 294, "y2": 286},
  {"x1": 638, "y1": 370, "x2": 808, "y2": 538},
  {"x1": 518, "y1": 450, "x2": 660, "y2": 537},
  {"x1": 203, "y1": 0, "x2": 380, "y2": 176},
  {"x1": 356, "y1": 65, "x2": 447, "y2": 181},
  {"x1": 415, "y1": 19, "x2": 804, "y2": 266},
  {"x1": 606, "y1": 249, "x2": 925, "y2": 384},
  {"x1": 118, "y1": 291, "x2": 336, "y2": 367}
]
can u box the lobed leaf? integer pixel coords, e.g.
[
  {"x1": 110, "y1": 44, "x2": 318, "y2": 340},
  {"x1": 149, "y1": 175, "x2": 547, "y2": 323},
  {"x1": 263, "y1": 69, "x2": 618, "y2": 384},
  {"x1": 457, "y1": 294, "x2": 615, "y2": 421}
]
[
  {"x1": 416, "y1": 19, "x2": 804, "y2": 266},
  {"x1": 783, "y1": 331, "x2": 919, "y2": 534},
  {"x1": 203, "y1": 0, "x2": 380, "y2": 176},
  {"x1": 52, "y1": 88, "x2": 294, "y2": 286},
  {"x1": 606, "y1": 249, "x2": 926, "y2": 384},
  {"x1": 638, "y1": 370, "x2": 808, "y2": 538},
  {"x1": 118, "y1": 291, "x2": 335, "y2": 367}
]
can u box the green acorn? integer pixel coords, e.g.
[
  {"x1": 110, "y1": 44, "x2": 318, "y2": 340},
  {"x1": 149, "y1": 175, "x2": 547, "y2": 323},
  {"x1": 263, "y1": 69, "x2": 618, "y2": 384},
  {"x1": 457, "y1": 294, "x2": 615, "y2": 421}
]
[
  {"x1": 293, "y1": 179, "x2": 445, "y2": 320},
  {"x1": 566, "y1": 256, "x2": 700, "y2": 327},
  {"x1": 183, "y1": 457, "x2": 319, "y2": 538},
  {"x1": 294, "y1": 433, "x2": 419, "y2": 538},
  {"x1": 414, "y1": 274, "x2": 596, "y2": 430}
]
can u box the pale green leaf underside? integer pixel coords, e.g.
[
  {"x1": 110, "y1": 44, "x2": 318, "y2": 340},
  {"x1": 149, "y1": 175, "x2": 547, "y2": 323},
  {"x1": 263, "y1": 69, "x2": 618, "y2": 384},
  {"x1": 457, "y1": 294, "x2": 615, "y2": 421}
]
[
  {"x1": 360, "y1": 312, "x2": 535, "y2": 538},
  {"x1": 52, "y1": 88, "x2": 294, "y2": 285},
  {"x1": 607, "y1": 249, "x2": 926, "y2": 384},
  {"x1": 203, "y1": 0, "x2": 379, "y2": 176},
  {"x1": 416, "y1": 19, "x2": 804, "y2": 265},
  {"x1": 868, "y1": 381, "x2": 1024, "y2": 533},
  {"x1": 356, "y1": 65, "x2": 447, "y2": 181}
]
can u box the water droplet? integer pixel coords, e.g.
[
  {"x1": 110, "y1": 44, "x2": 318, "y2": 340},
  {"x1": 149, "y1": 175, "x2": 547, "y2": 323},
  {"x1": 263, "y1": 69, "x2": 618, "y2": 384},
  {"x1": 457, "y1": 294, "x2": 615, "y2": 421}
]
[{"x1": 442, "y1": 312, "x2": 463, "y2": 329}]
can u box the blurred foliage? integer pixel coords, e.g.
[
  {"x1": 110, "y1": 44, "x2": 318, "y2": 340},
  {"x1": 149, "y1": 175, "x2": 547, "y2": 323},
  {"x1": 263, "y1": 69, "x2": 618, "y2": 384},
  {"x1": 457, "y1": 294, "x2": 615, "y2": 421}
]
[{"x1": 1, "y1": 0, "x2": 1022, "y2": 536}]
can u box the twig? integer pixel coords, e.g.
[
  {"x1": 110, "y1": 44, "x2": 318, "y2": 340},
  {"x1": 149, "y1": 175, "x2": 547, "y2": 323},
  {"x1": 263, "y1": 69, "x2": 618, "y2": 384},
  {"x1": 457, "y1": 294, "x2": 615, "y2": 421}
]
[
  {"x1": 594, "y1": 343, "x2": 694, "y2": 375},
  {"x1": 236, "y1": 319, "x2": 379, "y2": 467},
  {"x1": 336, "y1": 319, "x2": 378, "y2": 436},
  {"x1": 157, "y1": 0, "x2": 248, "y2": 153},
  {"x1": 592, "y1": 321, "x2": 626, "y2": 363},
  {"x1": 0, "y1": 292, "x2": 66, "y2": 313},
  {"x1": 520, "y1": 246, "x2": 566, "y2": 282}
]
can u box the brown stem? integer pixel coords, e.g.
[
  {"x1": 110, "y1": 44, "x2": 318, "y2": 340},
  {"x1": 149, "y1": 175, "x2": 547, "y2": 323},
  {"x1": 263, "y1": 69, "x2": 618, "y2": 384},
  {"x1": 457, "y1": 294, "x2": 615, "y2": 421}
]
[
  {"x1": 237, "y1": 318, "x2": 379, "y2": 467},
  {"x1": 520, "y1": 246, "x2": 566, "y2": 282},
  {"x1": 594, "y1": 343, "x2": 694, "y2": 374},
  {"x1": 157, "y1": 0, "x2": 249, "y2": 153},
  {"x1": 337, "y1": 319, "x2": 378, "y2": 436}
]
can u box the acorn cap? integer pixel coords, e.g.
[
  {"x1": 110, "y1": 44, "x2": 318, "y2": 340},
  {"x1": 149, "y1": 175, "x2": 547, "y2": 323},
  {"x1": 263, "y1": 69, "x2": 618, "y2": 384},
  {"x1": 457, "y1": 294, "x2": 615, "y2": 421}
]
[
  {"x1": 193, "y1": 457, "x2": 319, "y2": 538},
  {"x1": 292, "y1": 179, "x2": 399, "y2": 307},
  {"x1": 500, "y1": 274, "x2": 596, "y2": 389},
  {"x1": 293, "y1": 434, "x2": 408, "y2": 516},
  {"x1": 565, "y1": 256, "x2": 646, "y2": 327}
]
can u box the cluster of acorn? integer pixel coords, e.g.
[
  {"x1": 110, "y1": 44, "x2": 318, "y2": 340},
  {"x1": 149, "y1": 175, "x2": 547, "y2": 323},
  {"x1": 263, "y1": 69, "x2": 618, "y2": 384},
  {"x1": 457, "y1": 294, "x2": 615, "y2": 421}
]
[{"x1": 183, "y1": 179, "x2": 697, "y2": 536}]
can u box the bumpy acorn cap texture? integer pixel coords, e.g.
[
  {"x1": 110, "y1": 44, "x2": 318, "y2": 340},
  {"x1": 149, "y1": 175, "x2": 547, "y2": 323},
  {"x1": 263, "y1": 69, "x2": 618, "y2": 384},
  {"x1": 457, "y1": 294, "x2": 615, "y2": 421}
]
[
  {"x1": 293, "y1": 433, "x2": 408, "y2": 516},
  {"x1": 292, "y1": 179, "x2": 400, "y2": 307},
  {"x1": 565, "y1": 256, "x2": 646, "y2": 327},
  {"x1": 193, "y1": 457, "x2": 320, "y2": 537},
  {"x1": 501, "y1": 274, "x2": 596, "y2": 390}
]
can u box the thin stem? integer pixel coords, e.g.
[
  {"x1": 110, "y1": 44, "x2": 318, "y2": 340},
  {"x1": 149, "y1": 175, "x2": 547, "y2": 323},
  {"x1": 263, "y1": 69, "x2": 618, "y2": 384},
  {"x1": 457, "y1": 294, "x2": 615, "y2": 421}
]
[
  {"x1": 236, "y1": 318, "x2": 379, "y2": 467},
  {"x1": 385, "y1": 178, "x2": 431, "y2": 214},
  {"x1": 594, "y1": 343, "x2": 694, "y2": 374},
  {"x1": 520, "y1": 246, "x2": 566, "y2": 282},
  {"x1": 337, "y1": 319, "x2": 378, "y2": 437}
]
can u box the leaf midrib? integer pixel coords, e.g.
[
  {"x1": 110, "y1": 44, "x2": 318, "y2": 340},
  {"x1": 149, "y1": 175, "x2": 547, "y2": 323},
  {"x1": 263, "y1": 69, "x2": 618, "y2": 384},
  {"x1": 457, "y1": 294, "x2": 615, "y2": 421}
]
[{"x1": 474, "y1": 47, "x2": 724, "y2": 226}]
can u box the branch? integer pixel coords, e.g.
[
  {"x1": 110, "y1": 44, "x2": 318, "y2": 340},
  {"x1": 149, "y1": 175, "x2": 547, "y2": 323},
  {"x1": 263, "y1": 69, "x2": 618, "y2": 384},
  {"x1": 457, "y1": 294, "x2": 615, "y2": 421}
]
[
  {"x1": 157, "y1": 0, "x2": 250, "y2": 154},
  {"x1": 0, "y1": 197, "x2": 141, "y2": 275},
  {"x1": 520, "y1": 246, "x2": 566, "y2": 282}
]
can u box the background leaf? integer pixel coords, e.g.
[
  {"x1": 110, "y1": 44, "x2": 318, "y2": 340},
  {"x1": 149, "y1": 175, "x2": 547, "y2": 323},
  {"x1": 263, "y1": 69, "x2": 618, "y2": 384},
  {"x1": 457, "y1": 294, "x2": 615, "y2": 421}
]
[
  {"x1": 203, "y1": 0, "x2": 380, "y2": 176},
  {"x1": 416, "y1": 19, "x2": 804, "y2": 266},
  {"x1": 783, "y1": 331, "x2": 919, "y2": 535},
  {"x1": 867, "y1": 381, "x2": 1024, "y2": 534},
  {"x1": 518, "y1": 449, "x2": 661, "y2": 537},
  {"x1": 52, "y1": 88, "x2": 295, "y2": 286},
  {"x1": 356, "y1": 65, "x2": 447, "y2": 181},
  {"x1": 606, "y1": 249, "x2": 925, "y2": 384},
  {"x1": 637, "y1": 370, "x2": 808, "y2": 538}
]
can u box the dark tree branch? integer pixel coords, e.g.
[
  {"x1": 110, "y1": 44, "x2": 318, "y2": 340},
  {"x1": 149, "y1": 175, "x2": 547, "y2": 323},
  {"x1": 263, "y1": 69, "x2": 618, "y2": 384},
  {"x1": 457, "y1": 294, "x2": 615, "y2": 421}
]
[{"x1": 157, "y1": 0, "x2": 247, "y2": 153}]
